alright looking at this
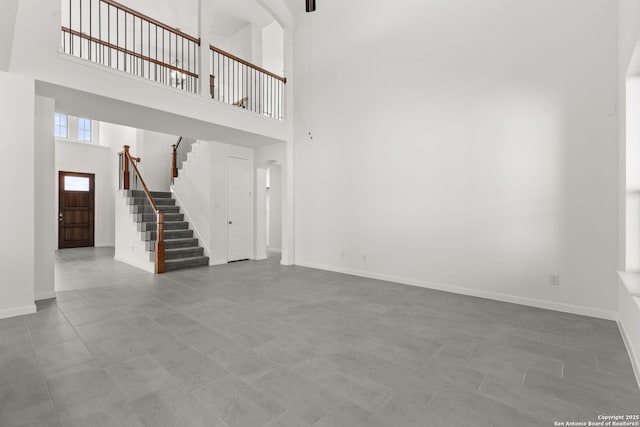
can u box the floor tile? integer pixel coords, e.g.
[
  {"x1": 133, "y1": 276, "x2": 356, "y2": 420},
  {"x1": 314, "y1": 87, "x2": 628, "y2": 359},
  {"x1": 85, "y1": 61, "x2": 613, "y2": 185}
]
[
  {"x1": 4, "y1": 247, "x2": 636, "y2": 427},
  {"x1": 251, "y1": 366, "x2": 343, "y2": 424},
  {"x1": 130, "y1": 380, "x2": 226, "y2": 427},
  {"x1": 56, "y1": 397, "x2": 143, "y2": 427},
  {"x1": 265, "y1": 412, "x2": 311, "y2": 427},
  {"x1": 148, "y1": 338, "x2": 229, "y2": 390},
  {"x1": 210, "y1": 343, "x2": 277, "y2": 383},
  {"x1": 193, "y1": 374, "x2": 285, "y2": 427},
  {"x1": 177, "y1": 324, "x2": 233, "y2": 354},
  {"x1": 36, "y1": 339, "x2": 93, "y2": 374},
  {"x1": 313, "y1": 402, "x2": 384, "y2": 427},
  {"x1": 28, "y1": 322, "x2": 79, "y2": 349},
  {"x1": 105, "y1": 354, "x2": 175, "y2": 400},
  {"x1": 427, "y1": 383, "x2": 547, "y2": 427},
  {"x1": 44, "y1": 360, "x2": 122, "y2": 413}
]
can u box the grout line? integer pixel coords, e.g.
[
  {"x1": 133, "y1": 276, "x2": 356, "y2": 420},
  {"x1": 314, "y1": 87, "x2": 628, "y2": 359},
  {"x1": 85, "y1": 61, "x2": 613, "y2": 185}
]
[
  {"x1": 425, "y1": 383, "x2": 444, "y2": 406},
  {"x1": 373, "y1": 391, "x2": 396, "y2": 415},
  {"x1": 24, "y1": 312, "x2": 62, "y2": 425},
  {"x1": 521, "y1": 368, "x2": 529, "y2": 386},
  {"x1": 475, "y1": 374, "x2": 488, "y2": 393}
]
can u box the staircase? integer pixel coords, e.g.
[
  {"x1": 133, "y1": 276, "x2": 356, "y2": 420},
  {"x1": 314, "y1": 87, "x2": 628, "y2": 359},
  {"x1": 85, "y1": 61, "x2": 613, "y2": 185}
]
[{"x1": 125, "y1": 189, "x2": 209, "y2": 272}]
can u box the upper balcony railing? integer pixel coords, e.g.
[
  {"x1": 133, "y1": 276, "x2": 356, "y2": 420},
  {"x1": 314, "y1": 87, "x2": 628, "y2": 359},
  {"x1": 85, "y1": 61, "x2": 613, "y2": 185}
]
[
  {"x1": 60, "y1": 0, "x2": 287, "y2": 120},
  {"x1": 62, "y1": 0, "x2": 200, "y2": 93},
  {"x1": 210, "y1": 45, "x2": 286, "y2": 121}
]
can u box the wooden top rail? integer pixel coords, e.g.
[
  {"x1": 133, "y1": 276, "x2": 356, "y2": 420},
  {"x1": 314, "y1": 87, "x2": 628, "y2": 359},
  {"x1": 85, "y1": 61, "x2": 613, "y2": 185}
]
[
  {"x1": 62, "y1": 27, "x2": 199, "y2": 78},
  {"x1": 210, "y1": 45, "x2": 286, "y2": 83},
  {"x1": 124, "y1": 150, "x2": 159, "y2": 213},
  {"x1": 100, "y1": 0, "x2": 200, "y2": 45}
]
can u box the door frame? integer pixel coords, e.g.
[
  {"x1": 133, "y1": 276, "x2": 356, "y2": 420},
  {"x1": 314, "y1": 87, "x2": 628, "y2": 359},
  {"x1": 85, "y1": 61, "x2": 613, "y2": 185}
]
[{"x1": 58, "y1": 171, "x2": 95, "y2": 249}]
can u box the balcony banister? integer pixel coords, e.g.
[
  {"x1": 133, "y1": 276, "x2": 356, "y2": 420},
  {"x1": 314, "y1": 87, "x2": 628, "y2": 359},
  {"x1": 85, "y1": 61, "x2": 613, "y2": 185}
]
[
  {"x1": 61, "y1": 0, "x2": 287, "y2": 120},
  {"x1": 209, "y1": 44, "x2": 286, "y2": 83},
  {"x1": 61, "y1": 27, "x2": 199, "y2": 78},
  {"x1": 100, "y1": 0, "x2": 201, "y2": 45}
]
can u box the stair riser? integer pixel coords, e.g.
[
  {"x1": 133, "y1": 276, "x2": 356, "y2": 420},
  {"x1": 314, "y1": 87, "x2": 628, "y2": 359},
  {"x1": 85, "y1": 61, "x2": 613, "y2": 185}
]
[
  {"x1": 129, "y1": 198, "x2": 176, "y2": 206},
  {"x1": 164, "y1": 257, "x2": 209, "y2": 272},
  {"x1": 138, "y1": 222, "x2": 189, "y2": 232},
  {"x1": 143, "y1": 230, "x2": 193, "y2": 241},
  {"x1": 134, "y1": 213, "x2": 184, "y2": 223},
  {"x1": 149, "y1": 248, "x2": 204, "y2": 261},
  {"x1": 124, "y1": 190, "x2": 172, "y2": 199},
  {"x1": 130, "y1": 205, "x2": 180, "y2": 214},
  {"x1": 146, "y1": 238, "x2": 199, "y2": 251}
]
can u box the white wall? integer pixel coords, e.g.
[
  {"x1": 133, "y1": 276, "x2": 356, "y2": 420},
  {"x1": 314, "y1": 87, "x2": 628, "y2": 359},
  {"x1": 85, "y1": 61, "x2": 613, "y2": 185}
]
[
  {"x1": 35, "y1": 96, "x2": 56, "y2": 300},
  {"x1": 293, "y1": 0, "x2": 618, "y2": 318},
  {"x1": 0, "y1": 0, "x2": 19, "y2": 71},
  {"x1": 137, "y1": 130, "x2": 177, "y2": 192},
  {"x1": 268, "y1": 164, "x2": 282, "y2": 251},
  {"x1": 55, "y1": 140, "x2": 115, "y2": 248},
  {"x1": 262, "y1": 21, "x2": 284, "y2": 76},
  {"x1": 173, "y1": 140, "x2": 254, "y2": 265},
  {"x1": 219, "y1": 24, "x2": 255, "y2": 63},
  {"x1": 114, "y1": 190, "x2": 155, "y2": 273},
  {"x1": 0, "y1": 71, "x2": 36, "y2": 318}
]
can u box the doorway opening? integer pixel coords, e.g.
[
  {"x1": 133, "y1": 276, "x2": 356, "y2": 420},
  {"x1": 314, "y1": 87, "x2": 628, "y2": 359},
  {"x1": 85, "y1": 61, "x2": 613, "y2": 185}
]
[
  {"x1": 266, "y1": 163, "x2": 282, "y2": 260},
  {"x1": 58, "y1": 171, "x2": 95, "y2": 249}
]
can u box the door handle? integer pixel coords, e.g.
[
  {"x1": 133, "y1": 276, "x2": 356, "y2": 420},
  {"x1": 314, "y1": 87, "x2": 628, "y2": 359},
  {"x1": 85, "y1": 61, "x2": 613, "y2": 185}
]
[
  {"x1": 228, "y1": 221, "x2": 232, "y2": 225},
  {"x1": 58, "y1": 213, "x2": 63, "y2": 222}
]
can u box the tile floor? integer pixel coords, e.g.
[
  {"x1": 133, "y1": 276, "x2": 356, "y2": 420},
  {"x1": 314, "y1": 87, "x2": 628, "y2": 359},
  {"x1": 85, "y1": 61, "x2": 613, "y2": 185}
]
[{"x1": 1, "y1": 247, "x2": 639, "y2": 426}]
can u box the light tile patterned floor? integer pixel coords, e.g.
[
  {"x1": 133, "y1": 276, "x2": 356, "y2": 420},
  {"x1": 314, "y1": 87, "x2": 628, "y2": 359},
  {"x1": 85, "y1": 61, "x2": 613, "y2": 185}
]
[{"x1": 1, "y1": 247, "x2": 639, "y2": 426}]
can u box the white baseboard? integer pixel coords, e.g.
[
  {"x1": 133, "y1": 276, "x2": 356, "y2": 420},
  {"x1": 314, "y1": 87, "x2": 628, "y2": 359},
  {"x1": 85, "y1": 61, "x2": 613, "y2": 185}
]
[
  {"x1": 617, "y1": 315, "x2": 640, "y2": 390},
  {"x1": 0, "y1": 304, "x2": 37, "y2": 320},
  {"x1": 268, "y1": 248, "x2": 282, "y2": 253},
  {"x1": 295, "y1": 260, "x2": 617, "y2": 321},
  {"x1": 35, "y1": 291, "x2": 57, "y2": 301}
]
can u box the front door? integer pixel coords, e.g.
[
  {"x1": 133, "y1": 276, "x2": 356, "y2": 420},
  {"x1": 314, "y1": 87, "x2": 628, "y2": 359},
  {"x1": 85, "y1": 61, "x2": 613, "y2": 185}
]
[
  {"x1": 58, "y1": 171, "x2": 95, "y2": 249},
  {"x1": 227, "y1": 157, "x2": 251, "y2": 262}
]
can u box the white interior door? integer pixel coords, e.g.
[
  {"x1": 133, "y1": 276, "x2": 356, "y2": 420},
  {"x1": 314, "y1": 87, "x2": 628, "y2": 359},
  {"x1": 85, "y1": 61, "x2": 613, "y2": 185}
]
[{"x1": 227, "y1": 156, "x2": 251, "y2": 262}]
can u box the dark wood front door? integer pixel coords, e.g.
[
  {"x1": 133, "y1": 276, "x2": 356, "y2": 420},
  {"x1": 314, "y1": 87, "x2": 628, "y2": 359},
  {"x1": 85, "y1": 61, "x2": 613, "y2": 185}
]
[{"x1": 58, "y1": 171, "x2": 95, "y2": 249}]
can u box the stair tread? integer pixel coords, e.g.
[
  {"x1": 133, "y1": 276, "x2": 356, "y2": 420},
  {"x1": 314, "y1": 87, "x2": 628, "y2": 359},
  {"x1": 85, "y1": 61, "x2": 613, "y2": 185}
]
[
  {"x1": 165, "y1": 247, "x2": 202, "y2": 253},
  {"x1": 165, "y1": 256, "x2": 209, "y2": 264}
]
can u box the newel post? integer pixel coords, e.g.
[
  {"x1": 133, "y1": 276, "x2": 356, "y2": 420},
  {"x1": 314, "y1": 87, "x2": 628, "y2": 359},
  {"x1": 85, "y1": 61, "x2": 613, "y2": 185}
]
[
  {"x1": 122, "y1": 145, "x2": 131, "y2": 190},
  {"x1": 155, "y1": 210, "x2": 166, "y2": 273},
  {"x1": 171, "y1": 144, "x2": 178, "y2": 181}
]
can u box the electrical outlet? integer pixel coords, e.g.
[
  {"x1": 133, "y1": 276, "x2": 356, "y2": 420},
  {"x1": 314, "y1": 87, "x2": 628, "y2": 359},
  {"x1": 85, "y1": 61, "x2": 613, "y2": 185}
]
[
  {"x1": 362, "y1": 254, "x2": 367, "y2": 261},
  {"x1": 340, "y1": 251, "x2": 344, "y2": 258},
  {"x1": 550, "y1": 274, "x2": 560, "y2": 286}
]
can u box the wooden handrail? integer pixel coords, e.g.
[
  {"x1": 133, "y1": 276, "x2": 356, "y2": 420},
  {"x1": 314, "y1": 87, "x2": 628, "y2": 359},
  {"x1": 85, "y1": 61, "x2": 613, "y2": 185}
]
[
  {"x1": 210, "y1": 45, "x2": 286, "y2": 83},
  {"x1": 62, "y1": 27, "x2": 199, "y2": 78},
  {"x1": 121, "y1": 145, "x2": 165, "y2": 273},
  {"x1": 124, "y1": 153, "x2": 159, "y2": 213},
  {"x1": 100, "y1": 0, "x2": 200, "y2": 45},
  {"x1": 171, "y1": 142, "x2": 179, "y2": 182}
]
